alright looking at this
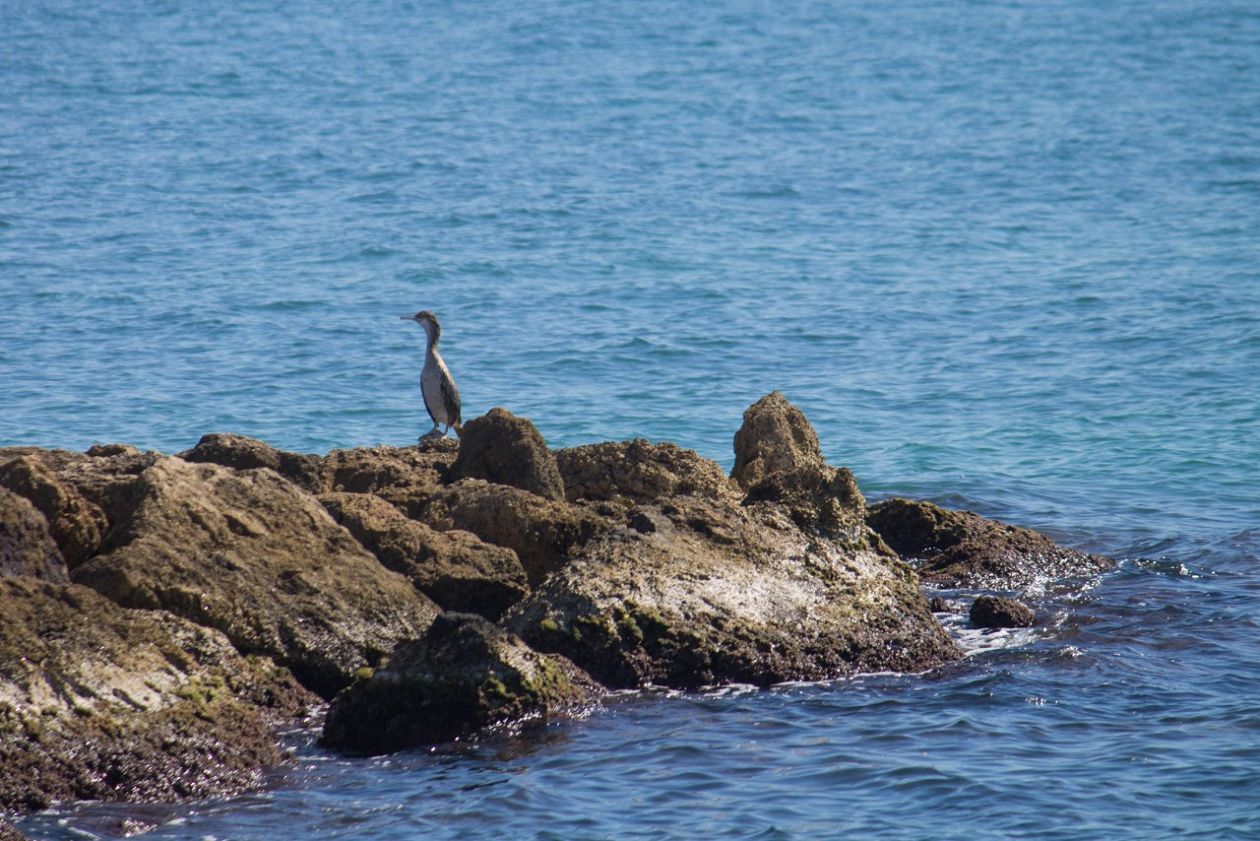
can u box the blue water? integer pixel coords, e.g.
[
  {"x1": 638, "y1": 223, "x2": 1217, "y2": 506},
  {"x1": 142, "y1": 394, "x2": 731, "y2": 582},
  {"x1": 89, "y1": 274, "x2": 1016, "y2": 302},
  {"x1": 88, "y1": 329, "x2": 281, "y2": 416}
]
[{"x1": 4, "y1": 0, "x2": 1259, "y2": 837}]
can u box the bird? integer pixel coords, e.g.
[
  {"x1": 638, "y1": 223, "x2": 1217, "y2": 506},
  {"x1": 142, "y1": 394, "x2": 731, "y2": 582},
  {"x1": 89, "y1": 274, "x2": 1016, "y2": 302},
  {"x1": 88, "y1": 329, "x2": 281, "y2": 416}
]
[{"x1": 400, "y1": 310, "x2": 463, "y2": 439}]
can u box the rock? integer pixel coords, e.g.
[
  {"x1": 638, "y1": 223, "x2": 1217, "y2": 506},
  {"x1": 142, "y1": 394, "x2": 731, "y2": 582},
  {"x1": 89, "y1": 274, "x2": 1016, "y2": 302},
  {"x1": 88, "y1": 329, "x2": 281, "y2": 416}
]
[
  {"x1": 731, "y1": 391, "x2": 824, "y2": 490},
  {"x1": 0, "y1": 817, "x2": 28, "y2": 840},
  {"x1": 321, "y1": 443, "x2": 454, "y2": 504},
  {"x1": 411, "y1": 479, "x2": 608, "y2": 586},
  {"x1": 0, "y1": 455, "x2": 108, "y2": 569},
  {"x1": 178, "y1": 433, "x2": 323, "y2": 494},
  {"x1": 322, "y1": 612, "x2": 599, "y2": 755},
  {"x1": 970, "y1": 595, "x2": 1036, "y2": 629},
  {"x1": 0, "y1": 487, "x2": 67, "y2": 581},
  {"x1": 556, "y1": 439, "x2": 738, "y2": 504},
  {"x1": 866, "y1": 498, "x2": 1114, "y2": 589},
  {"x1": 927, "y1": 596, "x2": 955, "y2": 613},
  {"x1": 447, "y1": 408, "x2": 565, "y2": 501},
  {"x1": 741, "y1": 463, "x2": 868, "y2": 543},
  {"x1": 320, "y1": 492, "x2": 529, "y2": 620},
  {"x1": 0, "y1": 577, "x2": 314, "y2": 813},
  {"x1": 504, "y1": 492, "x2": 960, "y2": 690},
  {"x1": 71, "y1": 457, "x2": 440, "y2": 697}
]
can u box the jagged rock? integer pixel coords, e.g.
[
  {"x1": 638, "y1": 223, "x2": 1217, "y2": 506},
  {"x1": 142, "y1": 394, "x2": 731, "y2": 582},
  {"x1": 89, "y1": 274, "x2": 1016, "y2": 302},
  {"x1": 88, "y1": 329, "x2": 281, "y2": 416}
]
[
  {"x1": 731, "y1": 391, "x2": 824, "y2": 490},
  {"x1": 556, "y1": 439, "x2": 738, "y2": 504},
  {"x1": 866, "y1": 498, "x2": 1114, "y2": 589},
  {"x1": 504, "y1": 492, "x2": 960, "y2": 690},
  {"x1": 322, "y1": 612, "x2": 599, "y2": 755},
  {"x1": 0, "y1": 487, "x2": 67, "y2": 581},
  {"x1": 447, "y1": 408, "x2": 565, "y2": 501},
  {"x1": 970, "y1": 595, "x2": 1036, "y2": 628},
  {"x1": 0, "y1": 577, "x2": 314, "y2": 813},
  {"x1": 0, "y1": 455, "x2": 108, "y2": 569},
  {"x1": 178, "y1": 433, "x2": 323, "y2": 494},
  {"x1": 320, "y1": 492, "x2": 529, "y2": 620},
  {"x1": 321, "y1": 443, "x2": 454, "y2": 506},
  {"x1": 71, "y1": 457, "x2": 440, "y2": 697},
  {"x1": 742, "y1": 463, "x2": 868, "y2": 543},
  {"x1": 411, "y1": 479, "x2": 609, "y2": 586}
]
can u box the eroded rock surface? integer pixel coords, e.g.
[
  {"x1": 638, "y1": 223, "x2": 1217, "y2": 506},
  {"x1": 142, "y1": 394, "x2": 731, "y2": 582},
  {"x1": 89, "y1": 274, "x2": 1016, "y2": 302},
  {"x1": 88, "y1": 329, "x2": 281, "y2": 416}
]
[
  {"x1": 866, "y1": 498, "x2": 1114, "y2": 589},
  {"x1": 0, "y1": 577, "x2": 313, "y2": 812},
  {"x1": 322, "y1": 612, "x2": 599, "y2": 755},
  {"x1": 557, "y1": 439, "x2": 737, "y2": 504},
  {"x1": 448, "y1": 408, "x2": 565, "y2": 501},
  {"x1": 731, "y1": 390, "x2": 824, "y2": 490},
  {"x1": 71, "y1": 458, "x2": 440, "y2": 697},
  {"x1": 178, "y1": 433, "x2": 323, "y2": 493},
  {"x1": 320, "y1": 491, "x2": 529, "y2": 620},
  {"x1": 0, "y1": 487, "x2": 67, "y2": 581}
]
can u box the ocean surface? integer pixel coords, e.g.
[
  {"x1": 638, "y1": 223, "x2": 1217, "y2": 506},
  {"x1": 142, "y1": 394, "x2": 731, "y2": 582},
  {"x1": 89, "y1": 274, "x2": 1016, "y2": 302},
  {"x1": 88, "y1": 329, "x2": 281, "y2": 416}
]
[{"x1": 3, "y1": 0, "x2": 1259, "y2": 837}]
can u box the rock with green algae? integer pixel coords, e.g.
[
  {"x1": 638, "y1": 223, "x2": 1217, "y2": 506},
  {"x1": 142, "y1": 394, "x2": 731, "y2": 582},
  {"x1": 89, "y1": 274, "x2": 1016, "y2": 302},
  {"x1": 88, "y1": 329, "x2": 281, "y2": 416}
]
[
  {"x1": 0, "y1": 576, "x2": 314, "y2": 814},
  {"x1": 321, "y1": 612, "x2": 600, "y2": 755},
  {"x1": 319, "y1": 491, "x2": 529, "y2": 620},
  {"x1": 866, "y1": 497, "x2": 1114, "y2": 589}
]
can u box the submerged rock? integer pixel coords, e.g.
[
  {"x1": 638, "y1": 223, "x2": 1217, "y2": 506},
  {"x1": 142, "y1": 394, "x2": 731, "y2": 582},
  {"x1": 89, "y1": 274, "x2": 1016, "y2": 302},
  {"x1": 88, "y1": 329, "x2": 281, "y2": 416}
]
[
  {"x1": 322, "y1": 612, "x2": 599, "y2": 755},
  {"x1": 70, "y1": 457, "x2": 439, "y2": 697},
  {"x1": 866, "y1": 498, "x2": 1114, "y2": 589},
  {"x1": 970, "y1": 595, "x2": 1036, "y2": 629},
  {"x1": 0, "y1": 577, "x2": 314, "y2": 812},
  {"x1": 320, "y1": 491, "x2": 529, "y2": 620},
  {"x1": 448, "y1": 408, "x2": 565, "y2": 501}
]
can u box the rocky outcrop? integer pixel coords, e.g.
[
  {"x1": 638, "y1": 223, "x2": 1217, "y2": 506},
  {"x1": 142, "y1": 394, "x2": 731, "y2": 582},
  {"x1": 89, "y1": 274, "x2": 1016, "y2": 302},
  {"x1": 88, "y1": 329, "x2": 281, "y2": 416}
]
[
  {"x1": 0, "y1": 454, "x2": 109, "y2": 569},
  {"x1": 0, "y1": 577, "x2": 314, "y2": 812},
  {"x1": 504, "y1": 490, "x2": 959, "y2": 689},
  {"x1": 970, "y1": 595, "x2": 1036, "y2": 629},
  {"x1": 0, "y1": 487, "x2": 67, "y2": 581},
  {"x1": 556, "y1": 439, "x2": 737, "y2": 504},
  {"x1": 320, "y1": 492, "x2": 529, "y2": 620},
  {"x1": 447, "y1": 408, "x2": 565, "y2": 501},
  {"x1": 731, "y1": 391, "x2": 824, "y2": 490},
  {"x1": 320, "y1": 441, "x2": 456, "y2": 499},
  {"x1": 866, "y1": 498, "x2": 1114, "y2": 589},
  {"x1": 322, "y1": 612, "x2": 599, "y2": 755},
  {"x1": 71, "y1": 458, "x2": 440, "y2": 697},
  {"x1": 0, "y1": 817, "x2": 28, "y2": 841}
]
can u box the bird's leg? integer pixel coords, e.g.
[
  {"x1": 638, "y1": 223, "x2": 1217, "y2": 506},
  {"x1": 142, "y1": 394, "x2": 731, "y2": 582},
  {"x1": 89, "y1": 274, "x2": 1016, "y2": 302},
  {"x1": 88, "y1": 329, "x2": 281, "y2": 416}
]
[{"x1": 419, "y1": 424, "x2": 442, "y2": 442}]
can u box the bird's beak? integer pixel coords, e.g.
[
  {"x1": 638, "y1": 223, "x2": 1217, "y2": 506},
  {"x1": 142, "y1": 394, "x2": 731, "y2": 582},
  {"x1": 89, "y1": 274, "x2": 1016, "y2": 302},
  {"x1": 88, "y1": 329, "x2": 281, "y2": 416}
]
[{"x1": 400, "y1": 315, "x2": 412, "y2": 320}]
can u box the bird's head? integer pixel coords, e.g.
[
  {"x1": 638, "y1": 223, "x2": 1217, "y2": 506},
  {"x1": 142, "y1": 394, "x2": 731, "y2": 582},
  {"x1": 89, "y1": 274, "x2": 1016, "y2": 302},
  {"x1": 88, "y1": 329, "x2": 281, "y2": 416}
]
[{"x1": 401, "y1": 310, "x2": 441, "y2": 341}]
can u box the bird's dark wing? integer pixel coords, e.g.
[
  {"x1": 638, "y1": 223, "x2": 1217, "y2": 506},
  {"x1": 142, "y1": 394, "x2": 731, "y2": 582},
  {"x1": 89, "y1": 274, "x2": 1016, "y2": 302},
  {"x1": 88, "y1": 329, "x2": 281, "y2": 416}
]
[{"x1": 440, "y1": 374, "x2": 461, "y2": 424}]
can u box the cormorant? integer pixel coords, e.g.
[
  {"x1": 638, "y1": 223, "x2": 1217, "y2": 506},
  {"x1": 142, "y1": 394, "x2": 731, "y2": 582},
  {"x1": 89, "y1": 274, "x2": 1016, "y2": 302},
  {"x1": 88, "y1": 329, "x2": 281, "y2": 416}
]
[{"x1": 401, "y1": 310, "x2": 462, "y2": 439}]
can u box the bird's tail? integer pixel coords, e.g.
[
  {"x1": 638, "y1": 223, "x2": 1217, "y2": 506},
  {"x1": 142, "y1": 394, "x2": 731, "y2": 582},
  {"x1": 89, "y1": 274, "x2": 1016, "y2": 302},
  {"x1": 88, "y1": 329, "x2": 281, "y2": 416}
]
[{"x1": 453, "y1": 420, "x2": 463, "y2": 439}]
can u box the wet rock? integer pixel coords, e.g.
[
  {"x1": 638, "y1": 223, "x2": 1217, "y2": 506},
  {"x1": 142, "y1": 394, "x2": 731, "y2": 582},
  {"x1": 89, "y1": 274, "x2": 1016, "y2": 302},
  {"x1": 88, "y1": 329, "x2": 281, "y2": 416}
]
[
  {"x1": 0, "y1": 577, "x2": 314, "y2": 813},
  {"x1": 322, "y1": 612, "x2": 599, "y2": 755},
  {"x1": 504, "y1": 492, "x2": 960, "y2": 690},
  {"x1": 731, "y1": 391, "x2": 824, "y2": 490},
  {"x1": 412, "y1": 479, "x2": 609, "y2": 586},
  {"x1": 970, "y1": 595, "x2": 1036, "y2": 629},
  {"x1": 178, "y1": 433, "x2": 323, "y2": 494},
  {"x1": 71, "y1": 457, "x2": 439, "y2": 697},
  {"x1": 866, "y1": 498, "x2": 1114, "y2": 589},
  {"x1": 0, "y1": 817, "x2": 28, "y2": 840},
  {"x1": 927, "y1": 596, "x2": 959, "y2": 613},
  {"x1": 448, "y1": 408, "x2": 565, "y2": 501},
  {"x1": 0, "y1": 487, "x2": 67, "y2": 581},
  {"x1": 320, "y1": 492, "x2": 529, "y2": 620},
  {"x1": 556, "y1": 439, "x2": 737, "y2": 504}
]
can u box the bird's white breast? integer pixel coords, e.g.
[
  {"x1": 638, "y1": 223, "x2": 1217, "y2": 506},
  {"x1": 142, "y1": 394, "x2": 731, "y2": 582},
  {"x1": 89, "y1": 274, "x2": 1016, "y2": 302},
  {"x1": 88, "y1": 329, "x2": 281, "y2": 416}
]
[{"x1": 421, "y1": 353, "x2": 451, "y2": 425}]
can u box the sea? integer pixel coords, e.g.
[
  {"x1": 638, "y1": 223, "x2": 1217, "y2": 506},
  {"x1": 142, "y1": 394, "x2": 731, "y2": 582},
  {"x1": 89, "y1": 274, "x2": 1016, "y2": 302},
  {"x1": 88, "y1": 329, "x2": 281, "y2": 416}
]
[{"x1": 2, "y1": 0, "x2": 1259, "y2": 838}]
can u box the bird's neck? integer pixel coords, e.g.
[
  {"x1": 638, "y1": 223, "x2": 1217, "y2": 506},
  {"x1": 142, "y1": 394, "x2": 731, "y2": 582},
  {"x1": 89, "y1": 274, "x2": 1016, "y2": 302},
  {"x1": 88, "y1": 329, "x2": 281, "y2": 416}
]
[{"x1": 420, "y1": 322, "x2": 440, "y2": 354}]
